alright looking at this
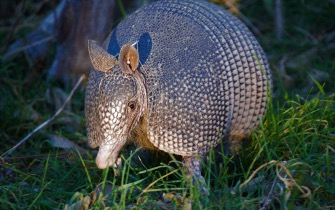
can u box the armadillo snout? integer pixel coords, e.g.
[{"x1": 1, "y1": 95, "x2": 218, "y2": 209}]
[
  {"x1": 85, "y1": 67, "x2": 140, "y2": 168},
  {"x1": 95, "y1": 142, "x2": 125, "y2": 169}
]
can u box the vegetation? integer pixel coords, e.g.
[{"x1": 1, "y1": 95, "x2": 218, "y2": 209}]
[{"x1": 1, "y1": 0, "x2": 334, "y2": 209}]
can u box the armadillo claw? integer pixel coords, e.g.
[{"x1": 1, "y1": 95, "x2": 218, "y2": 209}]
[
  {"x1": 113, "y1": 157, "x2": 122, "y2": 168},
  {"x1": 112, "y1": 157, "x2": 123, "y2": 176}
]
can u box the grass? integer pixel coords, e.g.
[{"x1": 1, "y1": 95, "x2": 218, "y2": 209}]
[{"x1": 1, "y1": 0, "x2": 335, "y2": 209}]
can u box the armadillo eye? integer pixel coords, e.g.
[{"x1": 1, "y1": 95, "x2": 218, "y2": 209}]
[{"x1": 128, "y1": 101, "x2": 136, "y2": 110}]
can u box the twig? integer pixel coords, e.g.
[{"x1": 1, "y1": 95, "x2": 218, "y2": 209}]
[
  {"x1": 239, "y1": 160, "x2": 275, "y2": 191},
  {"x1": 2, "y1": 74, "x2": 86, "y2": 159}
]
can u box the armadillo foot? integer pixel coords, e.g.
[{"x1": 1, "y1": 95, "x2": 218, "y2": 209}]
[{"x1": 183, "y1": 156, "x2": 209, "y2": 198}]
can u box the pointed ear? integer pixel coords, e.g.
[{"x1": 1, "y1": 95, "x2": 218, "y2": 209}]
[
  {"x1": 88, "y1": 40, "x2": 116, "y2": 72},
  {"x1": 119, "y1": 44, "x2": 139, "y2": 75}
]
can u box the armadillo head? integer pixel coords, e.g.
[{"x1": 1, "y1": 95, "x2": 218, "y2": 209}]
[{"x1": 85, "y1": 40, "x2": 146, "y2": 169}]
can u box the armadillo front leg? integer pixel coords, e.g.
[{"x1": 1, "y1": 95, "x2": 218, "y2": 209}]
[{"x1": 183, "y1": 156, "x2": 209, "y2": 196}]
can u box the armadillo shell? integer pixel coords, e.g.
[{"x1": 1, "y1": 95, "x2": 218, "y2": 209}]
[{"x1": 93, "y1": 0, "x2": 272, "y2": 157}]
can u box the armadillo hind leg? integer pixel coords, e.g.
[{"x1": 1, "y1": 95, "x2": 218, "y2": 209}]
[{"x1": 183, "y1": 156, "x2": 209, "y2": 197}]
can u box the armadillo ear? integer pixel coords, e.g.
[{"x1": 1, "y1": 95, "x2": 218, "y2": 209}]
[
  {"x1": 88, "y1": 40, "x2": 116, "y2": 72},
  {"x1": 119, "y1": 44, "x2": 139, "y2": 75}
]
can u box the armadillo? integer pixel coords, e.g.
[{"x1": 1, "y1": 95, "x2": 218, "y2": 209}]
[{"x1": 85, "y1": 0, "x2": 272, "y2": 181}]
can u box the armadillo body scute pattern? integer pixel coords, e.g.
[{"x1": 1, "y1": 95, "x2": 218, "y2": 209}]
[{"x1": 86, "y1": 0, "x2": 272, "y2": 158}]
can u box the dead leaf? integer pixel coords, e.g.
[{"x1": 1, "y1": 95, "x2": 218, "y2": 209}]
[
  {"x1": 64, "y1": 192, "x2": 91, "y2": 210},
  {"x1": 183, "y1": 201, "x2": 192, "y2": 210},
  {"x1": 162, "y1": 192, "x2": 184, "y2": 204},
  {"x1": 47, "y1": 135, "x2": 87, "y2": 153}
]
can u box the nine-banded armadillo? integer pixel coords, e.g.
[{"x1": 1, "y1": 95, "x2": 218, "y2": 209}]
[{"x1": 85, "y1": 0, "x2": 272, "y2": 181}]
